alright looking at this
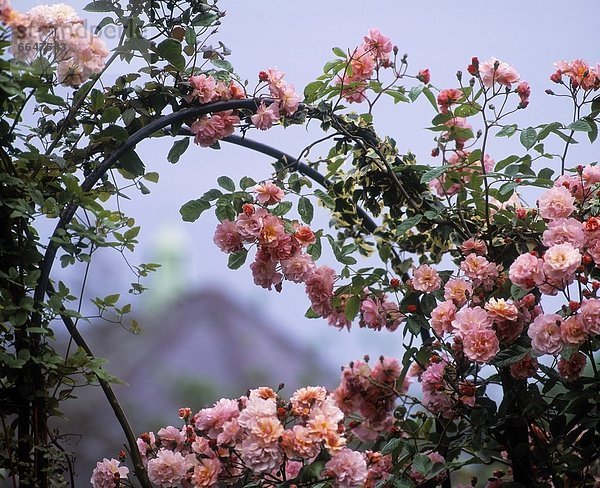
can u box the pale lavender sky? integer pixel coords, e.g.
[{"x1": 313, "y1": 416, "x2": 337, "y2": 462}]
[{"x1": 19, "y1": 0, "x2": 600, "y2": 363}]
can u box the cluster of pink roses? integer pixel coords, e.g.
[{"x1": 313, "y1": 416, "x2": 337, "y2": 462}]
[
  {"x1": 332, "y1": 356, "x2": 405, "y2": 441},
  {"x1": 213, "y1": 182, "x2": 339, "y2": 318},
  {"x1": 335, "y1": 28, "x2": 394, "y2": 103},
  {"x1": 187, "y1": 69, "x2": 300, "y2": 146},
  {"x1": 2, "y1": 2, "x2": 109, "y2": 87},
  {"x1": 100, "y1": 386, "x2": 369, "y2": 488},
  {"x1": 252, "y1": 67, "x2": 301, "y2": 129},
  {"x1": 551, "y1": 58, "x2": 600, "y2": 91},
  {"x1": 439, "y1": 56, "x2": 530, "y2": 112},
  {"x1": 506, "y1": 166, "x2": 600, "y2": 379},
  {"x1": 186, "y1": 74, "x2": 246, "y2": 147}
]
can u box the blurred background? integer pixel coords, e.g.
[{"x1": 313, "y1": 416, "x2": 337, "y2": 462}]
[{"x1": 15, "y1": 0, "x2": 600, "y2": 483}]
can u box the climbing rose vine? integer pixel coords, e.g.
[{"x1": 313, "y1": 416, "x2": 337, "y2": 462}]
[{"x1": 1, "y1": 0, "x2": 600, "y2": 486}]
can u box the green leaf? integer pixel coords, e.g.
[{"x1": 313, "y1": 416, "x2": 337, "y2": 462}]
[
  {"x1": 406, "y1": 315, "x2": 428, "y2": 335},
  {"x1": 167, "y1": 138, "x2": 190, "y2": 164},
  {"x1": 228, "y1": 249, "x2": 248, "y2": 270},
  {"x1": 90, "y1": 89, "x2": 104, "y2": 111},
  {"x1": 304, "y1": 81, "x2": 325, "y2": 103},
  {"x1": 239, "y1": 176, "x2": 257, "y2": 190},
  {"x1": 271, "y1": 201, "x2": 293, "y2": 217},
  {"x1": 344, "y1": 295, "x2": 361, "y2": 321},
  {"x1": 332, "y1": 47, "x2": 346, "y2": 57},
  {"x1": 588, "y1": 119, "x2": 598, "y2": 143},
  {"x1": 191, "y1": 12, "x2": 218, "y2": 26},
  {"x1": 202, "y1": 189, "x2": 223, "y2": 201},
  {"x1": 454, "y1": 102, "x2": 481, "y2": 117},
  {"x1": 568, "y1": 119, "x2": 592, "y2": 132},
  {"x1": 100, "y1": 106, "x2": 120, "y2": 124},
  {"x1": 496, "y1": 124, "x2": 518, "y2": 138},
  {"x1": 314, "y1": 189, "x2": 335, "y2": 209},
  {"x1": 217, "y1": 176, "x2": 236, "y2": 192},
  {"x1": 215, "y1": 202, "x2": 236, "y2": 222},
  {"x1": 35, "y1": 91, "x2": 66, "y2": 106},
  {"x1": 307, "y1": 237, "x2": 322, "y2": 260},
  {"x1": 211, "y1": 58, "x2": 234, "y2": 72},
  {"x1": 520, "y1": 127, "x2": 537, "y2": 150},
  {"x1": 491, "y1": 343, "x2": 531, "y2": 368},
  {"x1": 298, "y1": 197, "x2": 314, "y2": 224},
  {"x1": 179, "y1": 199, "x2": 210, "y2": 222},
  {"x1": 408, "y1": 85, "x2": 424, "y2": 102},
  {"x1": 422, "y1": 87, "x2": 439, "y2": 111},
  {"x1": 396, "y1": 215, "x2": 423, "y2": 236},
  {"x1": 412, "y1": 453, "x2": 433, "y2": 476},
  {"x1": 156, "y1": 39, "x2": 185, "y2": 71},
  {"x1": 144, "y1": 172, "x2": 159, "y2": 183},
  {"x1": 84, "y1": 0, "x2": 118, "y2": 12},
  {"x1": 420, "y1": 165, "x2": 447, "y2": 184},
  {"x1": 118, "y1": 149, "x2": 145, "y2": 177},
  {"x1": 305, "y1": 307, "x2": 320, "y2": 319}
]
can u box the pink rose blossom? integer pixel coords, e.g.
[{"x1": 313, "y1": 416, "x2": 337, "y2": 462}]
[
  {"x1": 443, "y1": 278, "x2": 472, "y2": 307},
  {"x1": 191, "y1": 457, "x2": 221, "y2": 487},
  {"x1": 157, "y1": 426, "x2": 185, "y2": 449},
  {"x1": 560, "y1": 315, "x2": 588, "y2": 345},
  {"x1": 528, "y1": 314, "x2": 564, "y2": 355},
  {"x1": 195, "y1": 398, "x2": 240, "y2": 439},
  {"x1": 251, "y1": 102, "x2": 280, "y2": 130},
  {"x1": 281, "y1": 252, "x2": 316, "y2": 283},
  {"x1": 147, "y1": 448, "x2": 189, "y2": 487},
  {"x1": 254, "y1": 181, "x2": 284, "y2": 205},
  {"x1": 240, "y1": 435, "x2": 281, "y2": 472},
  {"x1": 462, "y1": 328, "x2": 500, "y2": 363},
  {"x1": 305, "y1": 265, "x2": 336, "y2": 317},
  {"x1": 191, "y1": 111, "x2": 239, "y2": 147},
  {"x1": 460, "y1": 238, "x2": 488, "y2": 256},
  {"x1": 213, "y1": 220, "x2": 243, "y2": 253},
  {"x1": 250, "y1": 251, "x2": 283, "y2": 291},
  {"x1": 542, "y1": 218, "x2": 585, "y2": 249},
  {"x1": 510, "y1": 354, "x2": 539, "y2": 380},
  {"x1": 324, "y1": 448, "x2": 368, "y2": 488},
  {"x1": 583, "y1": 164, "x2": 600, "y2": 184},
  {"x1": 293, "y1": 225, "x2": 316, "y2": 246},
  {"x1": 189, "y1": 74, "x2": 218, "y2": 104},
  {"x1": 336, "y1": 75, "x2": 368, "y2": 103},
  {"x1": 555, "y1": 174, "x2": 587, "y2": 200},
  {"x1": 538, "y1": 186, "x2": 575, "y2": 220},
  {"x1": 437, "y1": 88, "x2": 463, "y2": 114},
  {"x1": 91, "y1": 458, "x2": 129, "y2": 488},
  {"x1": 431, "y1": 301, "x2": 457, "y2": 336},
  {"x1": 371, "y1": 357, "x2": 402, "y2": 383},
  {"x1": 235, "y1": 208, "x2": 267, "y2": 241},
  {"x1": 558, "y1": 352, "x2": 587, "y2": 381},
  {"x1": 542, "y1": 243, "x2": 581, "y2": 282},
  {"x1": 452, "y1": 306, "x2": 493, "y2": 337},
  {"x1": 479, "y1": 57, "x2": 520, "y2": 88},
  {"x1": 580, "y1": 298, "x2": 600, "y2": 335},
  {"x1": 362, "y1": 28, "x2": 393, "y2": 63},
  {"x1": 258, "y1": 215, "x2": 286, "y2": 246},
  {"x1": 411, "y1": 264, "x2": 442, "y2": 292},
  {"x1": 516, "y1": 81, "x2": 531, "y2": 107},
  {"x1": 485, "y1": 298, "x2": 518, "y2": 322},
  {"x1": 509, "y1": 253, "x2": 545, "y2": 289},
  {"x1": 277, "y1": 82, "x2": 301, "y2": 115},
  {"x1": 349, "y1": 46, "x2": 376, "y2": 81}
]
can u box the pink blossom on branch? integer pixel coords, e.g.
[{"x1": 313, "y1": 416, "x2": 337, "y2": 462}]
[
  {"x1": 251, "y1": 102, "x2": 280, "y2": 130},
  {"x1": 254, "y1": 181, "x2": 285, "y2": 205},
  {"x1": 479, "y1": 57, "x2": 520, "y2": 88},
  {"x1": 90, "y1": 458, "x2": 129, "y2": 488}
]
